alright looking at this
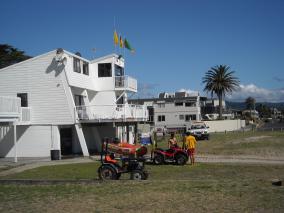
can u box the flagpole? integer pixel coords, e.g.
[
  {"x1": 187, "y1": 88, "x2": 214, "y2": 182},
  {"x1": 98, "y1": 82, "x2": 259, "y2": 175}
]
[{"x1": 113, "y1": 16, "x2": 116, "y2": 53}]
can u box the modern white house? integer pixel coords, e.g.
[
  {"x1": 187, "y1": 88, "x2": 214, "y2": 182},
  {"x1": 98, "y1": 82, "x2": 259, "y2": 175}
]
[
  {"x1": 130, "y1": 91, "x2": 245, "y2": 133},
  {"x1": 0, "y1": 49, "x2": 148, "y2": 160},
  {"x1": 130, "y1": 91, "x2": 205, "y2": 132}
]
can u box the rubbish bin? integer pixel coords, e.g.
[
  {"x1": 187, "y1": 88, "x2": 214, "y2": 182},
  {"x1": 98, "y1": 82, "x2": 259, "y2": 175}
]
[{"x1": 50, "y1": 150, "x2": 61, "y2": 160}]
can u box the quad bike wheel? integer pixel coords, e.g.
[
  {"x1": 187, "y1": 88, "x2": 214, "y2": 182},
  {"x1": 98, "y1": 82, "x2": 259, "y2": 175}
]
[
  {"x1": 153, "y1": 154, "x2": 164, "y2": 165},
  {"x1": 175, "y1": 154, "x2": 187, "y2": 165},
  {"x1": 130, "y1": 170, "x2": 146, "y2": 180},
  {"x1": 98, "y1": 165, "x2": 118, "y2": 180}
]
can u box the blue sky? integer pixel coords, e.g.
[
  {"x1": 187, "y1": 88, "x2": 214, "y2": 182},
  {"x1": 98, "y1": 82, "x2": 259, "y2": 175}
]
[{"x1": 1, "y1": 0, "x2": 284, "y2": 102}]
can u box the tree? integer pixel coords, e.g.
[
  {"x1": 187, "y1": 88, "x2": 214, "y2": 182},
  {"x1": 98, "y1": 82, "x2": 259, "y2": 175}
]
[
  {"x1": 256, "y1": 103, "x2": 271, "y2": 118},
  {"x1": 0, "y1": 44, "x2": 31, "y2": 69},
  {"x1": 245, "y1": 96, "x2": 256, "y2": 110},
  {"x1": 202, "y1": 65, "x2": 239, "y2": 119},
  {"x1": 245, "y1": 96, "x2": 256, "y2": 120}
]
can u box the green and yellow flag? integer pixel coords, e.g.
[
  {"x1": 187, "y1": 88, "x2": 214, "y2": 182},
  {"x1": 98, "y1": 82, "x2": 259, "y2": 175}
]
[
  {"x1": 113, "y1": 30, "x2": 119, "y2": 46},
  {"x1": 124, "y1": 38, "x2": 135, "y2": 53}
]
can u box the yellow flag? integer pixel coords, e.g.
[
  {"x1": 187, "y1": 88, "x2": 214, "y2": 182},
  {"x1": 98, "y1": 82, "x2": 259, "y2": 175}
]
[
  {"x1": 114, "y1": 30, "x2": 118, "y2": 46},
  {"x1": 120, "y1": 36, "x2": 124, "y2": 48}
]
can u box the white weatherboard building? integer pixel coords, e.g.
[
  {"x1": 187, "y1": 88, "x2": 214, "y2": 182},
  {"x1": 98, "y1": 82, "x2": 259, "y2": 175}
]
[
  {"x1": 130, "y1": 91, "x2": 204, "y2": 132},
  {"x1": 0, "y1": 49, "x2": 148, "y2": 160}
]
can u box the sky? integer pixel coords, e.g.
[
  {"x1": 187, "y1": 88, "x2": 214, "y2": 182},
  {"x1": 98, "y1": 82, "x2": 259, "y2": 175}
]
[{"x1": 1, "y1": 0, "x2": 284, "y2": 102}]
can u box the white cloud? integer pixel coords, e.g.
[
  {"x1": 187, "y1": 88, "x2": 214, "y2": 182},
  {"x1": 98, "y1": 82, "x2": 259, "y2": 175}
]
[{"x1": 226, "y1": 84, "x2": 284, "y2": 102}]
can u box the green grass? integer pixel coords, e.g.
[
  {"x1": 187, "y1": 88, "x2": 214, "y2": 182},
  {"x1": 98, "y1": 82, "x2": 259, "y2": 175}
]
[
  {"x1": 1, "y1": 131, "x2": 284, "y2": 212},
  {"x1": 1, "y1": 162, "x2": 284, "y2": 212},
  {"x1": 156, "y1": 131, "x2": 284, "y2": 157}
]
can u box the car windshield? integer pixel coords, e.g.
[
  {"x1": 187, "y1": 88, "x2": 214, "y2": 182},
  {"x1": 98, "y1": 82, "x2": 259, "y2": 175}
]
[{"x1": 191, "y1": 125, "x2": 205, "y2": 129}]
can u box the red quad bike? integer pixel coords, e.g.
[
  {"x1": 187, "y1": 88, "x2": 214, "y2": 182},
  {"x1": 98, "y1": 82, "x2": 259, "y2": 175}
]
[
  {"x1": 98, "y1": 138, "x2": 149, "y2": 180},
  {"x1": 153, "y1": 146, "x2": 188, "y2": 165}
]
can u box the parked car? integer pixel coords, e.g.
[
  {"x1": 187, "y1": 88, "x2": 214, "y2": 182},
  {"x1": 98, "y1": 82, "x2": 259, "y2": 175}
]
[{"x1": 188, "y1": 122, "x2": 210, "y2": 140}]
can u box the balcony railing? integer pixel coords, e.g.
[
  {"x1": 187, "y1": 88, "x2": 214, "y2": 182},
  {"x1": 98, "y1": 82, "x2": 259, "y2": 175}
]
[
  {"x1": 0, "y1": 96, "x2": 21, "y2": 120},
  {"x1": 75, "y1": 104, "x2": 148, "y2": 122},
  {"x1": 115, "y1": 76, "x2": 137, "y2": 92},
  {"x1": 19, "y1": 107, "x2": 31, "y2": 123}
]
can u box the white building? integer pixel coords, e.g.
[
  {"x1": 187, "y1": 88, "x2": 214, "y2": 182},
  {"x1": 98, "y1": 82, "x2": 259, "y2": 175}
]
[
  {"x1": 0, "y1": 49, "x2": 148, "y2": 160},
  {"x1": 130, "y1": 91, "x2": 204, "y2": 132}
]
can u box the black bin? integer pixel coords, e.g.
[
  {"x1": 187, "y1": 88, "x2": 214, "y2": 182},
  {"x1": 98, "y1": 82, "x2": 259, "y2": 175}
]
[{"x1": 51, "y1": 150, "x2": 61, "y2": 160}]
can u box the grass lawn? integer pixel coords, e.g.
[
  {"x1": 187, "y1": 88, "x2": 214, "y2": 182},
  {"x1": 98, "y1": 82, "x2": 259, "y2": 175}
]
[
  {"x1": 1, "y1": 162, "x2": 284, "y2": 212},
  {"x1": 157, "y1": 131, "x2": 284, "y2": 158}
]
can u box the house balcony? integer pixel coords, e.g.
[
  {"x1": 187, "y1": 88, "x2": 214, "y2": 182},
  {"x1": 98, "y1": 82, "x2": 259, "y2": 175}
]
[
  {"x1": 115, "y1": 76, "x2": 137, "y2": 92},
  {"x1": 74, "y1": 104, "x2": 148, "y2": 123},
  {"x1": 0, "y1": 96, "x2": 31, "y2": 124}
]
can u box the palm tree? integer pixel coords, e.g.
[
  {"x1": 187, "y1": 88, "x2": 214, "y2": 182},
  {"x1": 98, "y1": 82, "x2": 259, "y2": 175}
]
[{"x1": 202, "y1": 65, "x2": 239, "y2": 119}]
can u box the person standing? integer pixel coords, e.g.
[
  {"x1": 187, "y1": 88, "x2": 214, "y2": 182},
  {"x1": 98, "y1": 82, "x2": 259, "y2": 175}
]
[
  {"x1": 168, "y1": 132, "x2": 178, "y2": 148},
  {"x1": 185, "y1": 132, "x2": 197, "y2": 165}
]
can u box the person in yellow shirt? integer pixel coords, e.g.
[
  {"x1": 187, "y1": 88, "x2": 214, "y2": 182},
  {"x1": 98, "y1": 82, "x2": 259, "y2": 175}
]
[{"x1": 185, "y1": 132, "x2": 197, "y2": 165}]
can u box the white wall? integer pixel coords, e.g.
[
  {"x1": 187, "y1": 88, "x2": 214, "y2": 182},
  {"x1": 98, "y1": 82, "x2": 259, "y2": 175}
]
[
  {"x1": 0, "y1": 51, "x2": 74, "y2": 125},
  {"x1": 154, "y1": 102, "x2": 201, "y2": 128},
  {"x1": 90, "y1": 56, "x2": 115, "y2": 91},
  {"x1": 0, "y1": 125, "x2": 53, "y2": 157},
  {"x1": 64, "y1": 54, "x2": 96, "y2": 91},
  {"x1": 204, "y1": 120, "x2": 246, "y2": 132}
]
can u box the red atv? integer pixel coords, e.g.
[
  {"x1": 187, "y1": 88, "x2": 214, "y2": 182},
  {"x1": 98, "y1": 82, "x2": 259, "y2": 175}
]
[{"x1": 153, "y1": 146, "x2": 188, "y2": 165}]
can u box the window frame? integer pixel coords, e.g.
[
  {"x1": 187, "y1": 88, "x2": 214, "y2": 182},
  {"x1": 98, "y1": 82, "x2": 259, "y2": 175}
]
[
  {"x1": 83, "y1": 61, "x2": 89, "y2": 75},
  {"x1": 73, "y1": 57, "x2": 81, "y2": 73},
  {"x1": 175, "y1": 102, "x2": 183, "y2": 107},
  {"x1": 98, "y1": 63, "x2": 112, "y2": 77},
  {"x1": 17, "y1": 93, "x2": 28, "y2": 107},
  {"x1": 158, "y1": 115, "x2": 165, "y2": 122}
]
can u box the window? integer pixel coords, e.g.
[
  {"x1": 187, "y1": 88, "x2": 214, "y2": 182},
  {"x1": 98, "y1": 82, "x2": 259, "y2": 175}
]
[
  {"x1": 83, "y1": 62, "x2": 89, "y2": 75},
  {"x1": 175, "y1": 102, "x2": 183, "y2": 106},
  {"x1": 73, "y1": 58, "x2": 81, "y2": 73},
  {"x1": 115, "y1": 65, "x2": 124, "y2": 76},
  {"x1": 179, "y1": 115, "x2": 184, "y2": 120},
  {"x1": 74, "y1": 95, "x2": 84, "y2": 106},
  {"x1": 185, "y1": 114, "x2": 196, "y2": 121},
  {"x1": 157, "y1": 103, "x2": 165, "y2": 108},
  {"x1": 158, "y1": 115, "x2": 165, "y2": 122},
  {"x1": 98, "y1": 63, "x2": 112, "y2": 77},
  {"x1": 17, "y1": 93, "x2": 28, "y2": 107},
  {"x1": 185, "y1": 102, "x2": 195, "y2": 107}
]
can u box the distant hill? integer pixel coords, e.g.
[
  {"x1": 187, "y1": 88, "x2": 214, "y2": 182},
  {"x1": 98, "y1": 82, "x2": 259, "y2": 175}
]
[{"x1": 226, "y1": 101, "x2": 284, "y2": 110}]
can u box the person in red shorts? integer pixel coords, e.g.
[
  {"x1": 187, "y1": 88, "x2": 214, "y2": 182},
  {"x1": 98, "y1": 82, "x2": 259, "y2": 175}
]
[{"x1": 185, "y1": 132, "x2": 197, "y2": 165}]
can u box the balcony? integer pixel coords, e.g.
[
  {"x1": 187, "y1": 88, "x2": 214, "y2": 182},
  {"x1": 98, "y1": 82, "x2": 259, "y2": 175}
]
[
  {"x1": 115, "y1": 76, "x2": 137, "y2": 92},
  {"x1": 75, "y1": 104, "x2": 148, "y2": 122},
  {"x1": 0, "y1": 96, "x2": 21, "y2": 122}
]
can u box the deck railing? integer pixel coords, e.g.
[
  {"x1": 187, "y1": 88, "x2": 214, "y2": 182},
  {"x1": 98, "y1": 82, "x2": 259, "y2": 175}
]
[
  {"x1": 75, "y1": 104, "x2": 148, "y2": 122},
  {"x1": 20, "y1": 107, "x2": 31, "y2": 123},
  {"x1": 0, "y1": 96, "x2": 21, "y2": 118},
  {"x1": 115, "y1": 76, "x2": 137, "y2": 92}
]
